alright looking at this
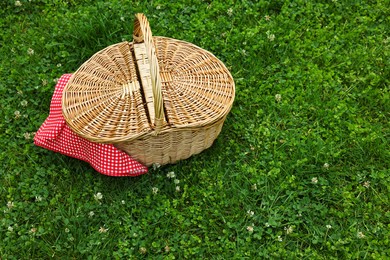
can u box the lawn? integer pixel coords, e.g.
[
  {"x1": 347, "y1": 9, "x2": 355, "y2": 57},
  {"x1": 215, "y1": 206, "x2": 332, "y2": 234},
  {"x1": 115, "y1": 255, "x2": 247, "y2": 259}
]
[{"x1": 0, "y1": 0, "x2": 389, "y2": 258}]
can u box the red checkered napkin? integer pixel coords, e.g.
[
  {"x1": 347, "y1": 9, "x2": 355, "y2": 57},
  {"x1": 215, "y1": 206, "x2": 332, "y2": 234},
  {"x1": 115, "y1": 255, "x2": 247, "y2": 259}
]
[{"x1": 34, "y1": 74, "x2": 148, "y2": 177}]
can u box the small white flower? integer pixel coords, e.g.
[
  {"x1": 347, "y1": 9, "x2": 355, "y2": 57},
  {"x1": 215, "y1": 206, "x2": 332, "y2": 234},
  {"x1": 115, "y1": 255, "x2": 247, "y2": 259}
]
[
  {"x1": 17, "y1": 90, "x2": 23, "y2": 95},
  {"x1": 167, "y1": 171, "x2": 175, "y2": 178},
  {"x1": 247, "y1": 210, "x2": 254, "y2": 217},
  {"x1": 42, "y1": 79, "x2": 48, "y2": 86},
  {"x1": 65, "y1": 228, "x2": 70, "y2": 233},
  {"x1": 267, "y1": 31, "x2": 275, "y2": 41},
  {"x1": 27, "y1": 48, "x2": 34, "y2": 55},
  {"x1": 8, "y1": 226, "x2": 14, "y2": 232},
  {"x1": 7, "y1": 201, "x2": 14, "y2": 209},
  {"x1": 156, "y1": 5, "x2": 161, "y2": 10},
  {"x1": 53, "y1": 78, "x2": 59, "y2": 83},
  {"x1": 89, "y1": 211, "x2": 95, "y2": 217},
  {"x1": 21, "y1": 100, "x2": 28, "y2": 107},
  {"x1": 24, "y1": 132, "x2": 31, "y2": 140},
  {"x1": 357, "y1": 231, "x2": 365, "y2": 239},
  {"x1": 99, "y1": 226, "x2": 108, "y2": 233},
  {"x1": 14, "y1": 111, "x2": 21, "y2": 119},
  {"x1": 152, "y1": 187, "x2": 159, "y2": 194},
  {"x1": 165, "y1": 245, "x2": 170, "y2": 252},
  {"x1": 311, "y1": 177, "x2": 318, "y2": 184},
  {"x1": 275, "y1": 94, "x2": 282, "y2": 102},
  {"x1": 15, "y1": 1, "x2": 22, "y2": 6},
  {"x1": 326, "y1": 225, "x2": 332, "y2": 229},
  {"x1": 175, "y1": 186, "x2": 180, "y2": 192},
  {"x1": 277, "y1": 235, "x2": 283, "y2": 242},
  {"x1": 174, "y1": 179, "x2": 180, "y2": 184},
  {"x1": 56, "y1": 63, "x2": 62, "y2": 67},
  {"x1": 323, "y1": 163, "x2": 330, "y2": 169},
  {"x1": 121, "y1": 200, "x2": 125, "y2": 204},
  {"x1": 265, "y1": 222, "x2": 270, "y2": 227},
  {"x1": 247, "y1": 226, "x2": 254, "y2": 232},
  {"x1": 265, "y1": 15, "x2": 271, "y2": 21},
  {"x1": 35, "y1": 195, "x2": 42, "y2": 202},
  {"x1": 152, "y1": 163, "x2": 161, "y2": 170},
  {"x1": 227, "y1": 8, "x2": 233, "y2": 16},
  {"x1": 120, "y1": 16, "x2": 125, "y2": 22},
  {"x1": 94, "y1": 192, "x2": 103, "y2": 201},
  {"x1": 251, "y1": 183, "x2": 257, "y2": 190},
  {"x1": 240, "y1": 49, "x2": 247, "y2": 56},
  {"x1": 363, "y1": 181, "x2": 370, "y2": 188},
  {"x1": 30, "y1": 227, "x2": 37, "y2": 234},
  {"x1": 284, "y1": 226, "x2": 294, "y2": 234},
  {"x1": 139, "y1": 247, "x2": 147, "y2": 254}
]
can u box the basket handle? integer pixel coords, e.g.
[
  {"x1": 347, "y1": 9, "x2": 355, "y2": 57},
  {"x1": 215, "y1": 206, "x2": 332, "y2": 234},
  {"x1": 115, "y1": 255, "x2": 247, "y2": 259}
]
[{"x1": 133, "y1": 13, "x2": 164, "y2": 133}]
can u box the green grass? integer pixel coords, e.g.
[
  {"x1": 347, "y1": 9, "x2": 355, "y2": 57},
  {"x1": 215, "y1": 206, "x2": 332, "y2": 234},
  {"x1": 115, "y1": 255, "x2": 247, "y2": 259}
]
[{"x1": 1, "y1": 0, "x2": 389, "y2": 258}]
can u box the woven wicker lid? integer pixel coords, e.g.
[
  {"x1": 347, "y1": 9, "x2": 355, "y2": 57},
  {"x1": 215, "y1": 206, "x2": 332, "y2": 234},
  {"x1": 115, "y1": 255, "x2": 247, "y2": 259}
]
[{"x1": 62, "y1": 14, "x2": 235, "y2": 143}]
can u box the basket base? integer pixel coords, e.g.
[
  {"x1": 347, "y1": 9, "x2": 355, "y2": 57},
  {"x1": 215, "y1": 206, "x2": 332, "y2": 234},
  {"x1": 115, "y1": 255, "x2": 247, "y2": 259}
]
[{"x1": 114, "y1": 117, "x2": 226, "y2": 166}]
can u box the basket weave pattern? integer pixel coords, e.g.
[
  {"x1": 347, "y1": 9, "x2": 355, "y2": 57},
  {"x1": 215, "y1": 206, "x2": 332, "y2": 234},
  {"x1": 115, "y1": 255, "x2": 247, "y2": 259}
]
[{"x1": 62, "y1": 14, "x2": 235, "y2": 166}]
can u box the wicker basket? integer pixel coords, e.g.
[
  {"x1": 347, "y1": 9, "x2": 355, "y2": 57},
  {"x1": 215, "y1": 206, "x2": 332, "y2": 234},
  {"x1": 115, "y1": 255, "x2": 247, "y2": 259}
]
[{"x1": 62, "y1": 13, "x2": 235, "y2": 166}]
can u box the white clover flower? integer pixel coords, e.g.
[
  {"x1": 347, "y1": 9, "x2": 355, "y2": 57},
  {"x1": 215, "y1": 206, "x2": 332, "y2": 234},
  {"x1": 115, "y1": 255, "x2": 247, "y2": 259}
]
[
  {"x1": 311, "y1": 177, "x2": 318, "y2": 184},
  {"x1": 265, "y1": 222, "x2": 270, "y2": 227},
  {"x1": 363, "y1": 181, "x2": 370, "y2": 188},
  {"x1": 175, "y1": 186, "x2": 180, "y2": 192},
  {"x1": 99, "y1": 226, "x2": 108, "y2": 233},
  {"x1": 17, "y1": 90, "x2": 23, "y2": 95},
  {"x1": 30, "y1": 227, "x2": 37, "y2": 234},
  {"x1": 53, "y1": 78, "x2": 59, "y2": 83},
  {"x1": 251, "y1": 183, "x2": 257, "y2": 190},
  {"x1": 56, "y1": 63, "x2": 62, "y2": 67},
  {"x1": 266, "y1": 31, "x2": 275, "y2": 41},
  {"x1": 121, "y1": 200, "x2": 125, "y2": 204},
  {"x1": 35, "y1": 195, "x2": 42, "y2": 202},
  {"x1": 326, "y1": 224, "x2": 332, "y2": 229},
  {"x1": 65, "y1": 228, "x2": 70, "y2": 233},
  {"x1": 120, "y1": 16, "x2": 125, "y2": 22},
  {"x1": 152, "y1": 163, "x2": 161, "y2": 170},
  {"x1": 284, "y1": 226, "x2": 294, "y2": 234},
  {"x1": 275, "y1": 94, "x2": 282, "y2": 102},
  {"x1": 227, "y1": 8, "x2": 233, "y2": 16},
  {"x1": 8, "y1": 226, "x2": 14, "y2": 232},
  {"x1": 24, "y1": 132, "x2": 31, "y2": 140},
  {"x1": 165, "y1": 245, "x2": 170, "y2": 252},
  {"x1": 277, "y1": 235, "x2": 283, "y2": 242},
  {"x1": 247, "y1": 226, "x2": 254, "y2": 232},
  {"x1": 27, "y1": 48, "x2": 34, "y2": 55},
  {"x1": 174, "y1": 179, "x2": 180, "y2": 184},
  {"x1": 94, "y1": 192, "x2": 103, "y2": 201},
  {"x1": 265, "y1": 15, "x2": 271, "y2": 21},
  {"x1": 323, "y1": 163, "x2": 330, "y2": 169},
  {"x1": 247, "y1": 210, "x2": 254, "y2": 217},
  {"x1": 7, "y1": 201, "x2": 14, "y2": 209},
  {"x1": 14, "y1": 111, "x2": 21, "y2": 119},
  {"x1": 89, "y1": 211, "x2": 95, "y2": 217},
  {"x1": 240, "y1": 49, "x2": 247, "y2": 56},
  {"x1": 15, "y1": 1, "x2": 22, "y2": 6},
  {"x1": 42, "y1": 79, "x2": 48, "y2": 86},
  {"x1": 139, "y1": 247, "x2": 147, "y2": 254},
  {"x1": 167, "y1": 172, "x2": 175, "y2": 178},
  {"x1": 357, "y1": 231, "x2": 365, "y2": 239},
  {"x1": 152, "y1": 187, "x2": 159, "y2": 194},
  {"x1": 156, "y1": 5, "x2": 161, "y2": 10}
]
